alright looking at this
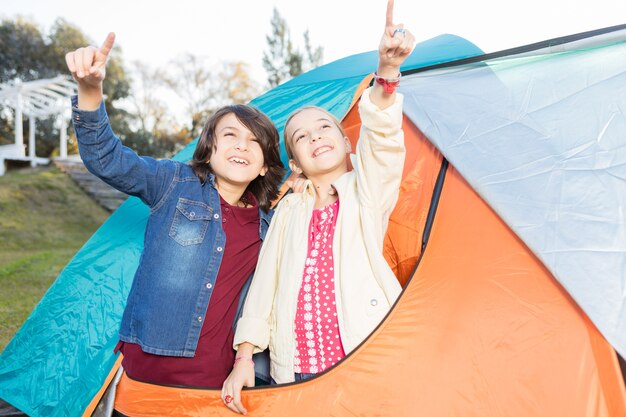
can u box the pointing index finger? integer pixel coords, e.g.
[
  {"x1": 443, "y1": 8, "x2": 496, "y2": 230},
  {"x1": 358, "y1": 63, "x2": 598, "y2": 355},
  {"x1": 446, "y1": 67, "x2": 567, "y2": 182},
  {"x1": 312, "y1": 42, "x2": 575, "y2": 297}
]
[
  {"x1": 385, "y1": 0, "x2": 395, "y2": 29},
  {"x1": 99, "y1": 32, "x2": 116, "y2": 58}
]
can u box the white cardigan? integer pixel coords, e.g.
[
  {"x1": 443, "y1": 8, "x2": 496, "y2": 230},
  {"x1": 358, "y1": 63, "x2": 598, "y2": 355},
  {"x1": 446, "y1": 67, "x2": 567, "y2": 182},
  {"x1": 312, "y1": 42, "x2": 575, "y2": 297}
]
[{"x1": 234, "y1": 88, "x2": 405, "y2": 383}]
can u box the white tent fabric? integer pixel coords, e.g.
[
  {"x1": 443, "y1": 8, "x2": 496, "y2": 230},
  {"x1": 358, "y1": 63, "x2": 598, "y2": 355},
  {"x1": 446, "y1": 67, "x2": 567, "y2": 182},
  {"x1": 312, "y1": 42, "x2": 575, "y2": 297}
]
[{"x1": 400, "y1": 29, "x2": 626, "y2": 357}]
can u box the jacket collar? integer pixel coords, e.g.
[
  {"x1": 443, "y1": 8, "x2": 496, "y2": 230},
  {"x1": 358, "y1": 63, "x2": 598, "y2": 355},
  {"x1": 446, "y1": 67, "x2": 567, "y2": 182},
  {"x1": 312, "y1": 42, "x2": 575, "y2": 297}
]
[
  {"x1": 206, "y1": 171, "x2": 272, "y2": 225},
  {"x1": 300, "y1": 169, "x2": 352, "y2": 201},
  {"x1": 205, "y1": 172, "x2": 217, "y2": 187},
  {"x1": 259, "y1": 208, "x2": 272, "y2": 226}
]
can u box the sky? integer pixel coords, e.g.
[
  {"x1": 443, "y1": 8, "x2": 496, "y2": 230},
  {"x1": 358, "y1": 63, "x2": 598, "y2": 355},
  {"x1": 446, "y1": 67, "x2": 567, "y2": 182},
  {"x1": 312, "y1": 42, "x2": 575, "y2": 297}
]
[
  {"x1": 2, "y1": 0, "x2": 625, "y2": 122},
  {"x1": 3, "y1": 0, "x2": 626, "y2": 80}
]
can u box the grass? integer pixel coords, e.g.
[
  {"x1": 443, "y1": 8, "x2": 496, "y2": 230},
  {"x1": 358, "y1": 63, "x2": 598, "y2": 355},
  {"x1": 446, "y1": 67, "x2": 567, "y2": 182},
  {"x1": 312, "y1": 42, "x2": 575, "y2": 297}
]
[{"x1": 0, "y1": 166, "x2": 109, "y2": 352}]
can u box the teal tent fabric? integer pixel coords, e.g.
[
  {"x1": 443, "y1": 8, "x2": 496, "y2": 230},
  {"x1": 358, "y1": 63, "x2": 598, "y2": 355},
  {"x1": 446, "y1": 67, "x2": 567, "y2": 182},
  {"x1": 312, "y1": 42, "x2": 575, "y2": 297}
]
[
  {"x1": 401, "y1": 27, "x2": 626, "y2": 358},
  {"x1": 0, "y1": 34, "x2": 482, "y2": 417}
]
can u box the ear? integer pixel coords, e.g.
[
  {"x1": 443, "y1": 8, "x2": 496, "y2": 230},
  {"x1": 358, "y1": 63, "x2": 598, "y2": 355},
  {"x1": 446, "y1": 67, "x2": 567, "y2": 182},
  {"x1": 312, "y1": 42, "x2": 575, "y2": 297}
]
[
  {"x1": 259, "y1": 165, "x2": 268, "y2": 176},
  {"x1": 289, "y1": 159, "x2": 302, "y2": 175},
  {"x1": 344, "y1": 137, "x2": 352, "y2": 154}
]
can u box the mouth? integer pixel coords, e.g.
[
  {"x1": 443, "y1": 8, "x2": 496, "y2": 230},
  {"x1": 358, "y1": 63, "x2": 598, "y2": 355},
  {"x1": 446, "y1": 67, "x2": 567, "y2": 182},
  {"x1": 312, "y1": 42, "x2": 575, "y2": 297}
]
[
  {"x1": 312, "y1": 145, "x2": 333, "y2": 158},
  {"x1": 228, "y1": 156, "x2": 250, "y2": 166}
]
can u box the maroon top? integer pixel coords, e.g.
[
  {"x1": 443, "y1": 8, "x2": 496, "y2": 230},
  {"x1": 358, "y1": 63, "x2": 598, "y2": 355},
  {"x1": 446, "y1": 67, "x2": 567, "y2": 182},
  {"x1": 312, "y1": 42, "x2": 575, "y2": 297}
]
[{"x1": 116, "y1": 194, "x2": 262, "y2": 388}]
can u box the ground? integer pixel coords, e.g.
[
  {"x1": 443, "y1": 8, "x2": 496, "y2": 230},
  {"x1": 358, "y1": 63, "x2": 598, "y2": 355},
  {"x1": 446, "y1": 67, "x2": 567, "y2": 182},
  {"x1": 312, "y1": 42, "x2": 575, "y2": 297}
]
[{"x1": 0, "y1": 166, "x2": 108, "y2": 352}]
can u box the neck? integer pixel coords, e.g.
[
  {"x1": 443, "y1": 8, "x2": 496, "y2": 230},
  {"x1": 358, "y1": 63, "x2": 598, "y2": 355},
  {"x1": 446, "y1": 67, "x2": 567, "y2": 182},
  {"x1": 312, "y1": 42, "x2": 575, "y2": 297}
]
[
  {"x1": 309, "y1": 173, "x2": 340, "y2": 208},
  {"x1": 216, "y1": 180, "x2": 247, "y2": 207}
]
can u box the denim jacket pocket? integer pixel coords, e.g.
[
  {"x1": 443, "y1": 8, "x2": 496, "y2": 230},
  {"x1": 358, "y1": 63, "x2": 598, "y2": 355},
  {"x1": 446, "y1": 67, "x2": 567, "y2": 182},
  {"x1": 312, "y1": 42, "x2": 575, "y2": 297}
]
[{"x1": 169, "y1": 198, "x2": 213, "y2": 246}]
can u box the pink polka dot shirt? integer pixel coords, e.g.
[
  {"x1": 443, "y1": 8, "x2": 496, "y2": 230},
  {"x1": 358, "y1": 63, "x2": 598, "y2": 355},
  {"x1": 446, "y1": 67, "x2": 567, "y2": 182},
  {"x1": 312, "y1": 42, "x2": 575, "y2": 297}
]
[{"x1": 294, "y1": 199, "x2": 346, "y2": 374}]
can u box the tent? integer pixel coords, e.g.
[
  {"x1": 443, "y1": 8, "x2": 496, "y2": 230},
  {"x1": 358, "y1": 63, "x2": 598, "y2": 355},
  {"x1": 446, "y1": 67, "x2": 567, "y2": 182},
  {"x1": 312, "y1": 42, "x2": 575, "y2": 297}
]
[{"x1": 1, "y1": 24, "x2": 625, "y2": 416}]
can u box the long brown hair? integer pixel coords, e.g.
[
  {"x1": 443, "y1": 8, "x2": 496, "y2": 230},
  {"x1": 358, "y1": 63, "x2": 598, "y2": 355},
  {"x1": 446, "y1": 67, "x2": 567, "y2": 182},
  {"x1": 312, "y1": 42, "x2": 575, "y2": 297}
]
[{"x1": 191, "y1": 105, "x2": 285, "y2": 212}]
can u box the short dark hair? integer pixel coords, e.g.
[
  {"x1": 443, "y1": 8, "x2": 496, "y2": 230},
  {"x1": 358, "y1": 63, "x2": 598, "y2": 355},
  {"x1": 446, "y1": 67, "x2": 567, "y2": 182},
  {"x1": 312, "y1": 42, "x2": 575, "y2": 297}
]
[{"x1": 191, "y1": 105, "x2": 285, "y2": 212}]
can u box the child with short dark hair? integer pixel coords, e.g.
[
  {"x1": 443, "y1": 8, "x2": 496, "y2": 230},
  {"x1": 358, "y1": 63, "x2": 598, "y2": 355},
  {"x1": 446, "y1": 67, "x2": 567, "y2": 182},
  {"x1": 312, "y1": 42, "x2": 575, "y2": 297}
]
[{"x1": 65, "y1": 33, "x2": 285, "y2": 412}]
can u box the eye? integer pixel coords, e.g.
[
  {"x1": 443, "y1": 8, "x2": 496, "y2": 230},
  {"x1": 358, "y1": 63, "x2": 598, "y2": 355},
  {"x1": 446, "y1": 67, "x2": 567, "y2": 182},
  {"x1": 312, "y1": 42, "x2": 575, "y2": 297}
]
[
  {"x1": 295, "y1": 133, "x2": 306, "y2": 142},
  {"x1": 322, "y1": 123, "x2": 332, "y2": 129}
]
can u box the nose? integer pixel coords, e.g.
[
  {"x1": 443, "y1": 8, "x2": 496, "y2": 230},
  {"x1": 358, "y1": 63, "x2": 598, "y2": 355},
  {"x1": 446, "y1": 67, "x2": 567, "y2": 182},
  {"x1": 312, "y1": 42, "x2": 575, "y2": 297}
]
[
  {"x1": 311, "y1": 132, "x2": 322, "y2": 143},
  {"x1": 234, "y1": 138, "x2": 248, "y2": 151}
]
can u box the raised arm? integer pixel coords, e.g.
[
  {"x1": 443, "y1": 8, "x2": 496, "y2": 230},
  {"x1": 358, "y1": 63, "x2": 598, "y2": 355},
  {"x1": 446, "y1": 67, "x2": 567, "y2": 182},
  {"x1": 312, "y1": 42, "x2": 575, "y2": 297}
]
[
  {"x1": 370, "y1": 0, "x2": 416, "y2": 109},
  {"x1": 353, "y1": 0, "x2": 415, "y2": 217},
  {"x1": 65, "y1": 33, "x2": 173, "y2": 206}
]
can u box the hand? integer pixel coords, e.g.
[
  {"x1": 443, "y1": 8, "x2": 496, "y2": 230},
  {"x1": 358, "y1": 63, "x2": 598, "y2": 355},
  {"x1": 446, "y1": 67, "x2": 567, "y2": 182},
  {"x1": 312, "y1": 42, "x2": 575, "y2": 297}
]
[
  {"x1": 221, "y1": 359, "x2": 255, "y2": 415},
  {"x1": 286, "y1": 174, "x2": 307, "y2": 193},
  {"x1": 377, "y1": 0, "x2": 416, "y2": 76},
  {"x1": 65, "y1": 32, "x2": 116, "y2": 89}
]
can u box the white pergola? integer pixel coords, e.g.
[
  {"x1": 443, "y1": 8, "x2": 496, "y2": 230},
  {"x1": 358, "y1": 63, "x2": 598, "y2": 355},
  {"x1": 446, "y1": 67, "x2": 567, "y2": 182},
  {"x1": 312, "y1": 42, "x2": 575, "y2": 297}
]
[{"x1": 0, "y1": 75, "x2": 77, "y2": 175}]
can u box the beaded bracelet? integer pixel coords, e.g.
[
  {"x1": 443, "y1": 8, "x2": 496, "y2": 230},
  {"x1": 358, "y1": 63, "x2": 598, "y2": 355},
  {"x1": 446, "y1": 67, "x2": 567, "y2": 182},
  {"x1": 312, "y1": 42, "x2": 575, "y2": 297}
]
[{"x1": 374, "y1": 72, "x2": 401, "y2": 94}]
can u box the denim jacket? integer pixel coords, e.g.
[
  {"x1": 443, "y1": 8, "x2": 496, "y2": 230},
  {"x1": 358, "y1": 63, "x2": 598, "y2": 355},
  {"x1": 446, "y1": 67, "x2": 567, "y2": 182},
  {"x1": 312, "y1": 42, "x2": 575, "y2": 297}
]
[{"x1": 71, "y1": 97, "x2": 272, "y2": 357}]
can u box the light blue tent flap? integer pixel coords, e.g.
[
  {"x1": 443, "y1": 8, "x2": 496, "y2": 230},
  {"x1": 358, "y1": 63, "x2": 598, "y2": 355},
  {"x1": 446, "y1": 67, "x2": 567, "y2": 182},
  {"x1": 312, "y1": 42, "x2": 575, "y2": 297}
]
[
  {"x1": 0, "y1": 34, "x2": 482, "y2": 417},
  {"x1": 401, "y1": 27, "x2": 626, "y2": 358}
]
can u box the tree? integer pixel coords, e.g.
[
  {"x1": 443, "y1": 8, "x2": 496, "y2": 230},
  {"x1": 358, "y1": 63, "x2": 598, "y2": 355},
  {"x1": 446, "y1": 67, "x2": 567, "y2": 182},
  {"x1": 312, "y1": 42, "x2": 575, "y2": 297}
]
[
  {"x1": 262, "y1": 8, "x2": 300, "y2": 88},
  {"x1": 162, "y1": 54, "x2": 260, "y2": 140},
  {"x1": 35, "y1": 19, "x2": 90, "y2": 156},
  {"x1": 45, "y1": 18, "x2": 89, "y2": 75},
  {"x1": 262, "y1": 8, "x2": 323, "y2": 88},
  {"x1": 0, "y1": 18, "x2": 68, "y2": 151},
  {"x1": 161, "y1": 53, "x2": 216, "y2": 139},
  {"x1": 119, "y1": 60, "x2": 184, "y2": 158},
  {"x1": 303, "y1": 30, "x2": 323, "y2": 71},
  {"x1": 128, "y1": 61, "x2": 169, "y2": 135},
  {"x1": 0, "y1": 17, "x2": 133, "y2": 157},
  {"x1": 0, "y1": 18, "x2": 48, "y2": 83},
  {"x1": 220, "y1": 61, "x2": 258, "y2": 105},
  {"x1": 0, "y1": 16, "x2": 260, "y2": 159}
]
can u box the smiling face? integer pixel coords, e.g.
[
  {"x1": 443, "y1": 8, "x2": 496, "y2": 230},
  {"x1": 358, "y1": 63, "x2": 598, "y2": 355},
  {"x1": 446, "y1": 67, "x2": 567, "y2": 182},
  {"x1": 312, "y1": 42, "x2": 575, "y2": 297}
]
[
  {"x1": 208, "y1": 112, "x2": 268, "y2": 189},
  {"x1": 285, "y1": 107, "x2": 351, "y2": 179}
]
